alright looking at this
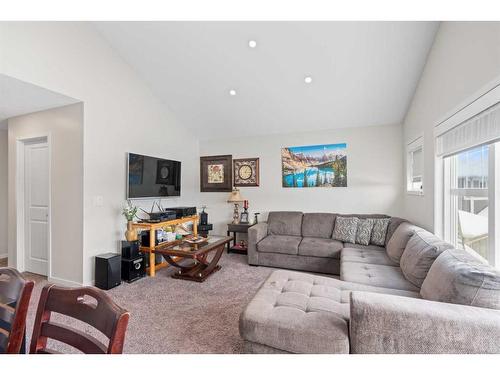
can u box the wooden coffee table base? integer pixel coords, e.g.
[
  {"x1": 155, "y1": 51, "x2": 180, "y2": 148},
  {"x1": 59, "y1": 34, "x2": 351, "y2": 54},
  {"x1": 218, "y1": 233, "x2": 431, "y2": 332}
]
[
  {"x1": 162, "y1": 243, "x2": 225, "y2": 282},
  {"x1": 172, "y1": 264, "x2": 222, "y2": 282}
]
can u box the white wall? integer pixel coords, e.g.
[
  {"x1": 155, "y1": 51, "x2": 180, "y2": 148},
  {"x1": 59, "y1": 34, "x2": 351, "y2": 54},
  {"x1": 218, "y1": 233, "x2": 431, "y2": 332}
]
[
  {"x1": 8, "y1": 104, "x2": 84, "y2": 284},
  {"x1": 200, "y1": 123, "x2": 403, "y2": 235},
  {"x1": 403, "y1": 22, "x2": 500, "y2": 231},
  {"x1": 0, "y1": 22, "x2": 200, "y2": 285},
  {"x1": 0, "y1": 128, "x2": 8, "y2": 258}
]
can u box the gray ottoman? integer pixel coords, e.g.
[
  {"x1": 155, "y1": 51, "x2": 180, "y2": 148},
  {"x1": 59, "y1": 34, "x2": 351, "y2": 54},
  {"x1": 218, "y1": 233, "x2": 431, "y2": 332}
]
[
  {"x1": 240, "y1": 269, "x2": 421, "y2": 353},
  {"x1": 239, "y1": 270, "x2": 350, "y2": 353}
]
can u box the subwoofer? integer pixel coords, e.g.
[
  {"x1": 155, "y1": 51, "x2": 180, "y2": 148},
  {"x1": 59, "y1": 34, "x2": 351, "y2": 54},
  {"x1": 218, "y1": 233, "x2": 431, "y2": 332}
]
[
  {"x1": 121, "y1": 256, "x2": 146, "y2": 283},
  {"x1": 95, "y1": 253, "x2": 121, "y2": 290}
]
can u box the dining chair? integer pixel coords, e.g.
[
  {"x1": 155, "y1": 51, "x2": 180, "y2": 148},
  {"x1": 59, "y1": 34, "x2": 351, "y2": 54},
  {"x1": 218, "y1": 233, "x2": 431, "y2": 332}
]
[
  {"x1": 30, "y1": 284, "x2": 130, "y2": 354},
  {"x1": 0, "y1": 267, "x2": 35, "y2": 354}
]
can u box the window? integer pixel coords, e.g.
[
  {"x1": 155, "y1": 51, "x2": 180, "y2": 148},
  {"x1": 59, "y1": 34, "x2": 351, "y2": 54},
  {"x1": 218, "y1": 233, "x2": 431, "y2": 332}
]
[
  {"x1": 436, "y1": 96, "x2": 500, "y2": 266},
  {"x1": 443, "y1": 145, "x2": 490, "y2": 260},
  {"x1": 407, "y1": 137, "x2": 424, "y2": 195}
]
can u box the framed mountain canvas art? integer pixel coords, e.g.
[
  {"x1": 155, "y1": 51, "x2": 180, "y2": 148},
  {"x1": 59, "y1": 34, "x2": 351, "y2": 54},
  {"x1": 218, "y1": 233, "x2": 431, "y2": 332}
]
[{"x1": 281, "y1": 143, "x2": 347, "y2": 188}]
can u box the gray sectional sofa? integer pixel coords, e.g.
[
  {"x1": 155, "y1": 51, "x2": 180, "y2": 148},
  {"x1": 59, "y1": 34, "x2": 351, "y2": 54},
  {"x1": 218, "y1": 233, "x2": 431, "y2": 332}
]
[{"x1": 240, "y1": 211, "x2": 500, "y2": 354}]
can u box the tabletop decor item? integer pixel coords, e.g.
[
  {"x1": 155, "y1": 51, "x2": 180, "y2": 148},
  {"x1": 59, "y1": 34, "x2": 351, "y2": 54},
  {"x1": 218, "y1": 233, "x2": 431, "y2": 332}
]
[
  {"x1": 227, "y1": 188, "x2": 245, "y2": 224},
  {"x1": 122, "y1": 200, "x2": 138, "y2": 241},
  {"x1": 240, "y1": 200, "x2": 250, "y2": 224},
  {"x1": 200, "y1": 155, "x2": 233, "y2": 192},
  {"x1": 254, "y1": 212, "x2": 260, "y2": 224},
  {"x1": 233, "y1": 158, "x2": 260, "y2": 187},
  {"x1": 281, "y1": 143, "x2": 347, "y2": 188}
]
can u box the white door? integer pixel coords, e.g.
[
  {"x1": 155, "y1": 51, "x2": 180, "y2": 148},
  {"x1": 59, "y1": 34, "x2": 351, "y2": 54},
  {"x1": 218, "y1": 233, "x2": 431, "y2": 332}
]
[{"x1": 24, "y1": 139, "x2": 49, "y2": 275}]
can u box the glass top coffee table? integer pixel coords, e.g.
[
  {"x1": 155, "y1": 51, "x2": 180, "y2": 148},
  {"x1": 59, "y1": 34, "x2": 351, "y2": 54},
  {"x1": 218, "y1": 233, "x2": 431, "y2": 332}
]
[{"x1": 155, "y1": 235, "x2": 232, "y2": 282}]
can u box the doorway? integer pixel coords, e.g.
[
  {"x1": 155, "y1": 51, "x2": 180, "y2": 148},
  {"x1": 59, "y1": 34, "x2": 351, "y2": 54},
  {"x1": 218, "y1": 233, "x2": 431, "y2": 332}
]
[{"x1": 17, "y1": 136, "x2": 51, "y2": 276}]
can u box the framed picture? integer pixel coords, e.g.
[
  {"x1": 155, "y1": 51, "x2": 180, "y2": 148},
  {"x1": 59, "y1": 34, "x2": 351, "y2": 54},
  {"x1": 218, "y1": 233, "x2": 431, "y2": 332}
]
[
  {"x1": 240, "y1": 211, "x2": 249, "y2": 224},
  {"x1": 200, "y1": 155, "x2": 233, "y2": 192},
  {"x1": 281, "y1": 143, "x2": 347, "y2": 188},
  {"x1": 233, "y1": 158, "x2": 260, "y2": 187},
  {"x1": 156, "y1": 160, "x2": 172, "y2": 185}
]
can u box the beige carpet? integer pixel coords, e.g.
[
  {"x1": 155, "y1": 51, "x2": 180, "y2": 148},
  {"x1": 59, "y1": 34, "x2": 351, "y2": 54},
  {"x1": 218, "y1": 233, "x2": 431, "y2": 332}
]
[{"x1": 19, "y1": 253, "x2": 273, "y2": 354}]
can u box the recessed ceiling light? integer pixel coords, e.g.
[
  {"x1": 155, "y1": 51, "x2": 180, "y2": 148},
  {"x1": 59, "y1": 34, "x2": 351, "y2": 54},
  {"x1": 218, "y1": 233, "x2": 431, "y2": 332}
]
[
  {"x1": 248, "y1": 40, "x2": 257, "y2": 48},
  {"x1": 304, "y1": 76, "x2": 313, "y2": 84},
  {"x1": 229, "y1": 89, "x2": 237, "y2": 96}
]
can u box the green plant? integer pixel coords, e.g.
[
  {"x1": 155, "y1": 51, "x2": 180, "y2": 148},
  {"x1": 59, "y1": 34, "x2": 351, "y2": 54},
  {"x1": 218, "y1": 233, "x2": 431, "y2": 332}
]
[{"x1": 122, "y1": 200, "x2": 138, "y2": 222}]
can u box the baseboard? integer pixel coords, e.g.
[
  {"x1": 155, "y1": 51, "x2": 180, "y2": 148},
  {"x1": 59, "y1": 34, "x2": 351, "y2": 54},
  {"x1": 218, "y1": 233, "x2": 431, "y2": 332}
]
[{"x1": 47, "y1": 276, "x2": 83, "y2": 287}]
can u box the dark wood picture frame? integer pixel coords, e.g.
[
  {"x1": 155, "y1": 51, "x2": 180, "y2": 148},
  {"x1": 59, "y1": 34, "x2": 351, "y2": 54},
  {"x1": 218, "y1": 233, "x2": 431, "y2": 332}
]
[
  {"x1": 233, "y1": 157, "x2": 260, "y2": 187},
  {"x1": 200, "y1": 155, "x2": 233, "y2": 192}
]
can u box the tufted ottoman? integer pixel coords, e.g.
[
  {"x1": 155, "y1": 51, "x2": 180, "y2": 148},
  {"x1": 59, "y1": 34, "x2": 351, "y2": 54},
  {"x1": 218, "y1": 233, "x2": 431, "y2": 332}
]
[
  {"x1": 239, "y1": 269, "x2": 422, "y2": 353},
  {"x1": 239, "y1": 270, "x2": 350, "y2": 353}
]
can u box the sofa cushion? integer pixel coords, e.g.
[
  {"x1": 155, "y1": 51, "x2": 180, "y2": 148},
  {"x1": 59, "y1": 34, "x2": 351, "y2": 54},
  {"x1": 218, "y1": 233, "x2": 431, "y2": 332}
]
[
  {"x1": 298, "y1": 237, "x2": 343, "y2": 259},
  {"x1": 344, "y1": 243, "x2": 385, "y2": 251},
  {"x1": 385, "y1": 217, "x2": 407, "y2": 246},
  {"x1": 341, "y1": 262, "x2": 419, "y2": 292},
  {"x1": 355, "y1": 219, "x2": 375, "y2": 245},
  {"x1": 421, "y1": 249, "x2": 500, "y2": 310},
  {"x1": 239, "y1": 270, "x2": 419, "y2": 354},
  {"x1": 257, "y1": 235, "x2": 302, "y2": 255},
  {"x1": 332, "y1": 217, "x2": 359, "y2": 244},
  {"x1": 386, "y1": 222, "x2": 417, "y2": 264},
  {"x1": 267, "y1": 211, "x2": 303, "y2": 236},
  {"x1": 301, "y1": 213, "x2": 336, "y2": 239},
  {"x1": 341, "y1": 247, "x2": 398, "y2": 267},
  {"x1": 400, "y1": 228, "x2": 454, "y2": 288},
  {"x1": 370, "y1": 218, "x2": 390, "y2": 246}
]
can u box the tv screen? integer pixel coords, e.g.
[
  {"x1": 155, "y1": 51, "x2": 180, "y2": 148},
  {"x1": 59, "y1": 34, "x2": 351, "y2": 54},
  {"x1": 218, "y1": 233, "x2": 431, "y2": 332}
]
[{"x1": 127, "y1": 153, "x2": 181, "y2": 199}]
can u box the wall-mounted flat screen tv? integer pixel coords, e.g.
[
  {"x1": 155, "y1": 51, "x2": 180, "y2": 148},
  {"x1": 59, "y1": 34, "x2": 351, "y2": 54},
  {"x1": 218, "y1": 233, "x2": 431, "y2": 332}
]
[{"x1": 127, "y1": 153, "x2": 181, "y2": 199}]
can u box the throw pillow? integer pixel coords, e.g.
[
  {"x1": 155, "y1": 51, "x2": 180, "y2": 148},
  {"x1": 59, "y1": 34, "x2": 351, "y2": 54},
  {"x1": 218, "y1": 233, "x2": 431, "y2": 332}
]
[
  {"x1": 370, "y1": 218, "x2": 390, "y2": 246},
  {"x1": 332, "y1": 216, "x2": 359, "y2": 244},
  {"x1": 355, "y1": 219, "x2": 375, "y2": 246},
  {"x1": 421, "y1": 249, "x2": 500, "y2": 310}
]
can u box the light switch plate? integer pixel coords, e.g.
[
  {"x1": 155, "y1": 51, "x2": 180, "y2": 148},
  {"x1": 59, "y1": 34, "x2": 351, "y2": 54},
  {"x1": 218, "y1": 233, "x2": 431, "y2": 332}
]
[{"x1": 93, "y1": 196, "x2": 104, "y2": 207}]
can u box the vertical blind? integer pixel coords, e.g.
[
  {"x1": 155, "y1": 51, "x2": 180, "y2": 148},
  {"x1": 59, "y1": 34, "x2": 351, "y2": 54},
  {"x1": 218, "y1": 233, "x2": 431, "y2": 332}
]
[
  {"x1": 436, "y1": 101, "x2": 500, "y2": 157},
  {"x1": 412, "y1": 148, "x2": 423, "y2": 178}
]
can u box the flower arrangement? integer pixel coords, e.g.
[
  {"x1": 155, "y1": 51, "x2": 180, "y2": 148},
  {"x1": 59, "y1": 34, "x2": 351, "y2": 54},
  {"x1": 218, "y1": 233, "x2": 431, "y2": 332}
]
[{"x1": 122, "y1": 200, "x2": 138, "y2": 222}]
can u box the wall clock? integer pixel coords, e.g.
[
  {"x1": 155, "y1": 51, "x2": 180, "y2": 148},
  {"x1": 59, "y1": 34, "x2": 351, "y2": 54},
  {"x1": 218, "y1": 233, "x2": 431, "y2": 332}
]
[{"x1": 233, "y1": 158, "x2": 260, "y2": 187}]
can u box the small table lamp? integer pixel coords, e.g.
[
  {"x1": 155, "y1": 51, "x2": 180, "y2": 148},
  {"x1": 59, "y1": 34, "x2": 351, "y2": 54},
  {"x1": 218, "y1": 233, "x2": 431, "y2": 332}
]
[{"x1": 227, "y1": 188, "x2": 245, "y2": 224}]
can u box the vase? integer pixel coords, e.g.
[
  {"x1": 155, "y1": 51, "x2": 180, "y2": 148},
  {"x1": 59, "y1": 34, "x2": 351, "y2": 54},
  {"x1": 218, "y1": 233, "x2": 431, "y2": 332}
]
[{"x1": 125, "y1": 221, "x2": 138, "y2": 242}]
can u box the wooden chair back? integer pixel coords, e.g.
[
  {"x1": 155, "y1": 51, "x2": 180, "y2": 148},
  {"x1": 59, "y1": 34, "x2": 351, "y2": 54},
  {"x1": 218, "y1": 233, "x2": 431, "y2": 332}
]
[
  {"x1": 0, "y1": 267, "x2": 34, "y2": 354},
  {"x1": 30, "y1": 284, "x2": 130, "y2": 354}
]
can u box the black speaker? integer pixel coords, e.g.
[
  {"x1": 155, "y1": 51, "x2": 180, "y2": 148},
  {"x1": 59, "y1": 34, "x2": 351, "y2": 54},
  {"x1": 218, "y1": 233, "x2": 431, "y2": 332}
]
[
  {"x1": 95, "y1": 253, "x2": 121, "y2": 290},
  {"x1": 121, "y1": 240, "x2": 141, "y2": 259},
  {"x1": 122, "y1": 256, "x2": 146, "y2": 283}
]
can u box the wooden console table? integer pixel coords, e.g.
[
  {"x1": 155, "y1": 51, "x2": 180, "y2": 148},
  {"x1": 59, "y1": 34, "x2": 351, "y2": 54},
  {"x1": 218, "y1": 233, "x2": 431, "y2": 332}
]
[{"x1": 131, "y1": 215, "x2": 199, "y2": 277}]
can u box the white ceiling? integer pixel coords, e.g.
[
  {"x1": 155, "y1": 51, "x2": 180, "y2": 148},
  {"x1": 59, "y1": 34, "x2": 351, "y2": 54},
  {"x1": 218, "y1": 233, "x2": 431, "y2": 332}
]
[
  {"x1": 95, "y1": 22, "x2": 439, "y2": 140},
  {"x1": 0, "y1": 74, "x2": 79, "y2": 127}
]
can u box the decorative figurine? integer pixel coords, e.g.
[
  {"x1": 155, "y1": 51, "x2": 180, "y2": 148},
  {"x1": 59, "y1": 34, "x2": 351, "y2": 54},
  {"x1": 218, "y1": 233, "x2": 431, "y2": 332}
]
[{"x1": 254, "y1": 212, "x2": 260, "y2": 225}]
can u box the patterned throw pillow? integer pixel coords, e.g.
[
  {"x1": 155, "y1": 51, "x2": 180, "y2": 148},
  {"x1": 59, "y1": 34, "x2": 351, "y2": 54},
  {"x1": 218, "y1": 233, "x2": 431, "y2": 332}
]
[
  {"x1": 355, "y1": 219, "x2": 375, "y2": 246},
  {"x1": 371, "y1": 218, "x2": 391, "y2": 246},
  {"x1": 332, "y1": 217, "x2": 360, "y2": 244}
]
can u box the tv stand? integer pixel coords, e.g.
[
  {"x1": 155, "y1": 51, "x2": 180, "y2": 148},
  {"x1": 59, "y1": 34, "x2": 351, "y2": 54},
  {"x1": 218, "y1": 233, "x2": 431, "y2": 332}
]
[{"x1": 131, "y1": 215, "x2": 199, "y2": 277}]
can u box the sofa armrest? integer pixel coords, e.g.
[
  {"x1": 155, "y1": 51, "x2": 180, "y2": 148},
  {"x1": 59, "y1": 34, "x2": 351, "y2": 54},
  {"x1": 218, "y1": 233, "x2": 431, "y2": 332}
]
[
  {"x1": 247, "y1": 222, "x2": 268, "y2": 265},
  {"x1": 349, "y1": 291, "x2": 500, "y2": 354}
]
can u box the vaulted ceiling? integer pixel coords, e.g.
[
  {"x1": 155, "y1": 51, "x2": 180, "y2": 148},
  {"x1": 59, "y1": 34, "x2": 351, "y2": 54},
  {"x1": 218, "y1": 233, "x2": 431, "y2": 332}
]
[
  {"x1": 95, "y1": 22, "x2": 439, "y2": 139},
  {"x1": 0, "y1": 74, "x2": 79, "y2": 125}
]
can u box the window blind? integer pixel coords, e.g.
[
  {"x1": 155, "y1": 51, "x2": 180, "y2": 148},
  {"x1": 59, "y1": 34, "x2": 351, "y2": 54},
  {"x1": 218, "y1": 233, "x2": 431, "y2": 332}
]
[
  {"x1": 436, "y1": 101, "x2": 500, "y2": 157},
  {"x1": 412, "y1": 148, "x2": 423, "y2": 178}
]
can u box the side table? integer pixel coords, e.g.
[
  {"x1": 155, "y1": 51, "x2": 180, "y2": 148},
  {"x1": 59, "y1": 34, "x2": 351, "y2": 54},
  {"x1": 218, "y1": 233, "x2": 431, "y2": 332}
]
[{"x1": 226, "y1": 223, "x2": 256, "y2": 254}]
